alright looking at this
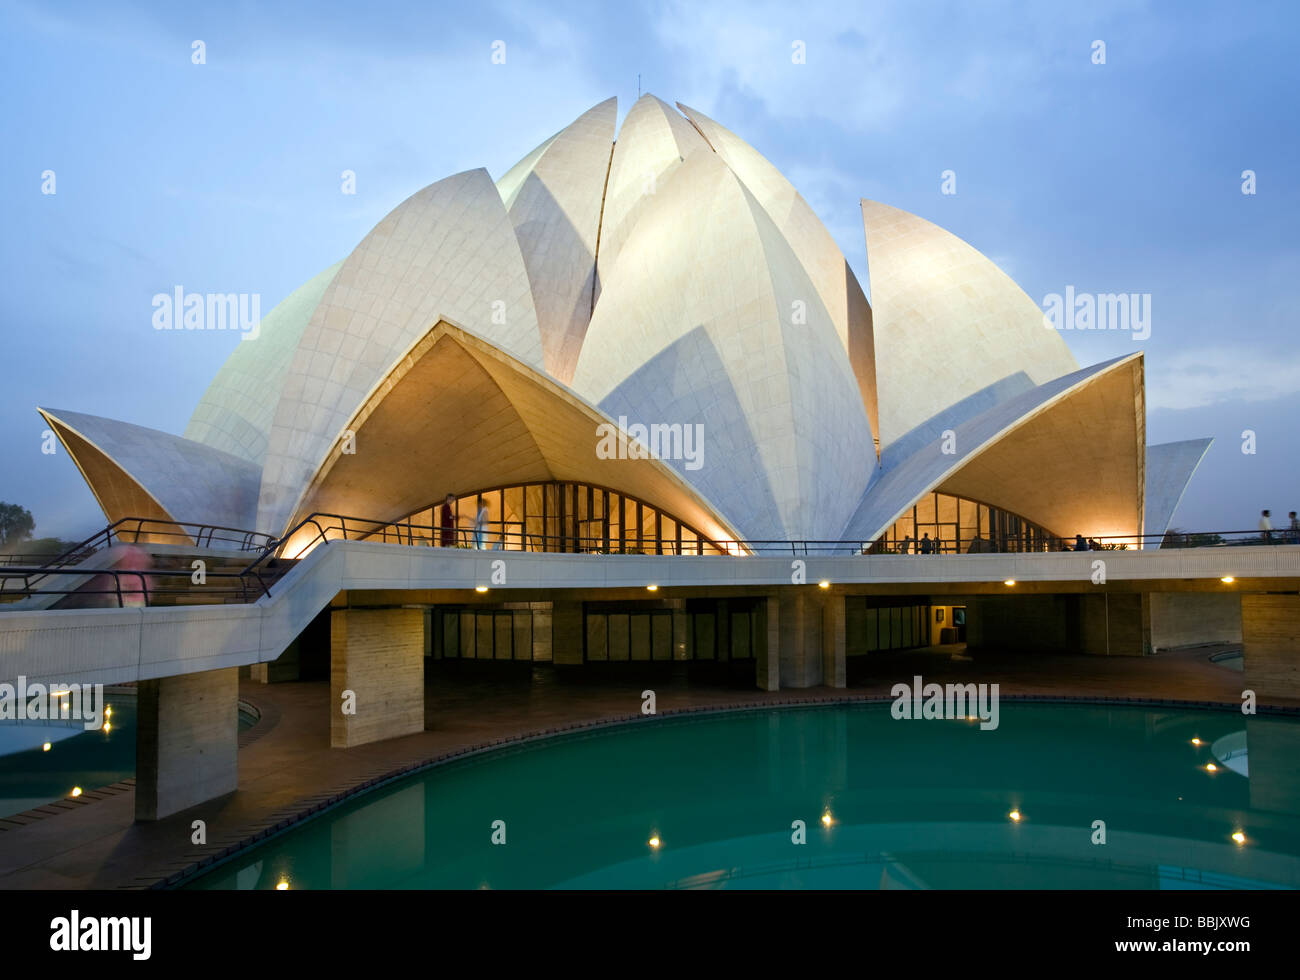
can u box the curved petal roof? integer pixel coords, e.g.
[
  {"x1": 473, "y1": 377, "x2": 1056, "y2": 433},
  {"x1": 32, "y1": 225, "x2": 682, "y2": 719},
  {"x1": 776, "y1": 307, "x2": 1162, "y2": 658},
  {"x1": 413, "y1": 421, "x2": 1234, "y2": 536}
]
[
  {"x1": 572, "y1": 151, "x2": 873, "y2": 542},
  {"x1": 1145, "y1": 438, "x2": 1213, "y2": 543},
  {"x1": 840, "y1": 353, "x2": 1144, "y2": 544},
  {"x1": 595, "y1": 95, "x2": 712, "y2": 294},
  {"x1": 257, "y1": 167, "x2": 543, "y2": 535},
  {"x1": 496, "y1": 97, "x2": 616, "y2": 383},
  {"x1": 40, "y1": 408, "x2": 261, "y2": 531},
  {"x1": 677, "y1": 102, "x2": 879, "y2": 444},
  {"x1": 183, "y1": 261, "x2": 343, "y2": 464},
  {"x1": 861, "y1": 199, "x2": 1079, "y2": 450},
  {"x1": 282, "y1": 319, "x2": 744, "y2": 556}
]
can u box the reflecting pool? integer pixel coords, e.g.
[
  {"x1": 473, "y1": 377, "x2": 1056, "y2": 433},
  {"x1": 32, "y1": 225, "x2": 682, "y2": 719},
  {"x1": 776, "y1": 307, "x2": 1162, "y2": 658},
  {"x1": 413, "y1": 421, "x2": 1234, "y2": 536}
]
[{"x1": 185, "y1": 703, "x2": 1300, "y2": 889}]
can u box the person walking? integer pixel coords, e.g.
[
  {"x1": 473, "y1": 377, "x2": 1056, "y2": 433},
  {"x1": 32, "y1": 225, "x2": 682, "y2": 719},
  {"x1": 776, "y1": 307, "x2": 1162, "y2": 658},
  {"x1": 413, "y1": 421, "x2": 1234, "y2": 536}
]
[
  {"x1": 1259, "y1": 509, "x2": 1273, "y2": 544},
  {"x1": 473, "y1": 496, "x2": 490, "y2": 550},
  {"x1": 1289, "y1": 511, "x2": 1299, "y2": 544},
  {"x1": 439, "y1": 493, "x2": 456, "y2": 547},
  {"x1": 899, "y1": 534, "x2": 913, "y2": 555}
]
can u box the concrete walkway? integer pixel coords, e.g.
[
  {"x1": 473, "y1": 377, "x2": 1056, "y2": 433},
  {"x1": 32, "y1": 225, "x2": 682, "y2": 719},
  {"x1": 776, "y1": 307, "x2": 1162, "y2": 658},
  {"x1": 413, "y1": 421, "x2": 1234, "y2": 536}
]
[{"x1": 0, "y1": 645, "x2": 1291, "y2": 890}]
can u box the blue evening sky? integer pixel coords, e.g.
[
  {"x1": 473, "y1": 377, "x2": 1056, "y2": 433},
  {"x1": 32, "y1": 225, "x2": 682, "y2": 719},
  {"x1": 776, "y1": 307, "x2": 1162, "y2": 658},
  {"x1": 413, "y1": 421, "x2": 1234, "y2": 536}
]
[{"x1": 1, "y1": 0, "x2": 1296, "y2": 540}]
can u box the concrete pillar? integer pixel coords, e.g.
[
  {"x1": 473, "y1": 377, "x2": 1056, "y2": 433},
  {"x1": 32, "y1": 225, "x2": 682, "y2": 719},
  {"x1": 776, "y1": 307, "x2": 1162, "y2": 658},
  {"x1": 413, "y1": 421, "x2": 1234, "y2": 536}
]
[
  {"x1": 552, "y1": 600, "x2": 583, "y2": 665},
  {"x1": 135, "y1": 667, "x2": 238, "y2": 821},
  {"x1": 779, "y1": 593, "x2": 823, "y2": 688},
  {"x1": 1242, "y1": 594, "x2": 1300, "y2": 701},
  {"x1": 822, "y1": 594, "x2": 846, "y2": 689},
  {"x1": 757, "y1": 597, "x2": 779, "y2": 691},
  {"x1": 330, "y1": 607, "x2": 424, "y2": 748}
]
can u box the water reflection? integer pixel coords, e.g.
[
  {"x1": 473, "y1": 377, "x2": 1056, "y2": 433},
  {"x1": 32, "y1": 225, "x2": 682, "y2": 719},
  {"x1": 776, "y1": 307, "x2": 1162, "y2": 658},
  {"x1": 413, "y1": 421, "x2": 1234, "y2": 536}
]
[{"x1": 188, "y1": 704, "x2": 1300, "y2": 890}]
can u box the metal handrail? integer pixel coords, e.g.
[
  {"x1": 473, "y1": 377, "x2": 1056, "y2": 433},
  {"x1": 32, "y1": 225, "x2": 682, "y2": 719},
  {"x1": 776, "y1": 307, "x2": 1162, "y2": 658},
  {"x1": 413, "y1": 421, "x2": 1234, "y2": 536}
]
[{"x1": 2, "y1": 512, "x2": 1293, "y2": 610}]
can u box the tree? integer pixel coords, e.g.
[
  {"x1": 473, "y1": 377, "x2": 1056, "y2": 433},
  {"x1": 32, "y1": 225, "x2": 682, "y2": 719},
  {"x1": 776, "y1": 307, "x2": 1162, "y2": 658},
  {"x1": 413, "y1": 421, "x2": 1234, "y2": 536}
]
[{"x1": 0, "y1": 502, "x2": 35, "y2": 549}]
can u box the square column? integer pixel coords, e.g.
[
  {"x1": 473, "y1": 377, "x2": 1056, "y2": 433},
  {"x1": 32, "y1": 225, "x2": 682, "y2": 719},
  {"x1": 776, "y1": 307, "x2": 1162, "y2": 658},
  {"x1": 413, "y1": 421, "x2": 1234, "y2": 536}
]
[
  {"x1": 135, "y1": 667, "x2": 238, "y2": 821},
  {"x1": 757, "y1": 597, "x2": 780, "y2": 691},
  {"x1": 330, "y1": 608, "x2": 425, "y2": 748},
  {"x1": 779, "y1": 593, "x2": 824, "y2": 688},
  {"x1": 822, "y1": 594, "x2": 846, "y2": 689}
]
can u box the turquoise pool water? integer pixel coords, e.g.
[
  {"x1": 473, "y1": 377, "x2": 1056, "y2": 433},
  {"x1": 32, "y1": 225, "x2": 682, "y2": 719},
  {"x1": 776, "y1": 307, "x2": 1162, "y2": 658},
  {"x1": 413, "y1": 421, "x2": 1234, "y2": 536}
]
[
  {"x1": 0, "y1": 698, "x2": 257, "y2": 818},
  {"x1": 186, "y1": 703, "x2": 1300, "y2": 890}
]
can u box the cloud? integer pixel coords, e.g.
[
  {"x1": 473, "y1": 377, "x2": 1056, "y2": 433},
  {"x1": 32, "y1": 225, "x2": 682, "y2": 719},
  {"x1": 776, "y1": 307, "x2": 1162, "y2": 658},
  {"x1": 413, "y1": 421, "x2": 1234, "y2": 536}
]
[{"x1": 1147, "y1": 348, "x2": 1300, "y2": 410}]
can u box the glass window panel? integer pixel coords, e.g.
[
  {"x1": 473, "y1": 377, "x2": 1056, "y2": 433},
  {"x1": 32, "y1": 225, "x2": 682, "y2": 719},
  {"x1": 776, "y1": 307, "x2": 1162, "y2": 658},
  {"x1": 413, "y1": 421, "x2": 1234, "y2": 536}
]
[
  {"x1": 442, "y1": 612, "x2": 459, "y2": 659},
  {"x1": 693, "y1": 613, "x2": 716, "y2": 660},
  {"x1": 513, "y1": 610, "x2": 531, "y2": 660},
  {"x1": 459, "y1": 611, "x2": 475, "y2": 658},
  {"x1": 586, "y1": 613, "x2": 607, "y2": 662},
  {"x1": 915, "y1": 494, "x2": 937, "y2": 526},
  {"x1": 661, "y1": 516, "x2": 677, "y2": 554},
  {"x1": 890, "y1": 607, "x2": 902, "y2": 650},
  {"x1": 652, "y1": 613, "x2": 672, "y2": 660},
  {"x1": 680, "y1": 526, "x2": 697, "y2": 556},
  {"x1": 865, "y1": 608, "x2": 879, "y2": 651},
  {"x1": 608, "y1": 613, "x2": 630, "y2": 661},
  {"x1": 494, "y1": 613, "x2": 512, "y2": 660},
  {"x1": 477, "y1": 614, "x2": 495, "y2": 660},
  {"x1": 630, "y1": 614, "x2": 651, "y2": 661},
  {"x1": 901, "y1": 606, "x2": 913, "y2": 647}
]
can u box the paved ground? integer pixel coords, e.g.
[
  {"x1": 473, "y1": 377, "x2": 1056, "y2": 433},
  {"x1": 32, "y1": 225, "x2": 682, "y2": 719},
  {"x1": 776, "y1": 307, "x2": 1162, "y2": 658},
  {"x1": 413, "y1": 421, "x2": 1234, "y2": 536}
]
[{"x1": 0, "y1": 644, "x2": 1289, "y2": 890}]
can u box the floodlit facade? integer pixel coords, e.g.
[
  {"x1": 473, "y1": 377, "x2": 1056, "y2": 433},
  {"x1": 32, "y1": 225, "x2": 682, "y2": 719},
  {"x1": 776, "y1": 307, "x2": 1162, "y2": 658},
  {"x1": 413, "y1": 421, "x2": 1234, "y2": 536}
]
[{"x1": 42, "y1": 96, "x2": 1209, "y2": 555}]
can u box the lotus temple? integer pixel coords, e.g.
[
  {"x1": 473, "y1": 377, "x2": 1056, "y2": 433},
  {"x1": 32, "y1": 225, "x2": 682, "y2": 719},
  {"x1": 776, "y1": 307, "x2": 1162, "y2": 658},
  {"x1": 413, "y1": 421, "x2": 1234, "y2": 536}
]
[{"x1": 3, "y1": 97, "x2": 1299, "y2": 892}]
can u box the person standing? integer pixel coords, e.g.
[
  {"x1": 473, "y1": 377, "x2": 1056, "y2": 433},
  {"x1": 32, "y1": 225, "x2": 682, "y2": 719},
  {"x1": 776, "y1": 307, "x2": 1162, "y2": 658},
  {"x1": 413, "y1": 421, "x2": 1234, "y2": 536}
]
[
  {"x1": 473, "y1": 496, "x2": 490, "y2": 550},
  {"x1": 1074, "y1": 533, "x2": 1087, "y2": 552},
  {"x1": 439, "y1": 494, "x2": 456, "y2": 547},
  {"x1": 1289, "y1": 511, "x2": 1299, "y2": 544},
  {"x1": 919, "y1": 533, "x2": 933, "y2": 555},
  {"x1": 1260, "y1": 509, "x2": 1273, "y2": 544}
]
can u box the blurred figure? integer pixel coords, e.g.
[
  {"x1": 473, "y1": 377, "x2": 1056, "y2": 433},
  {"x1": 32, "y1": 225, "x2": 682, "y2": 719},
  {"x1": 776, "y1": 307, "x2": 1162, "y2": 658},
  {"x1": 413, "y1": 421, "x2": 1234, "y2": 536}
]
[
  {"x1": 1259, "y1": 509, "x2": 1273, "y2": 543},
  {"x1": 1289, "y1": 511, "x2": 1299, "y2": 544},
  {"x1": 116, "y1": 543, "x2": 150, "y2": 608},
  {"x1": 439, "y1": 494, "x2": 456, "y2": 548},
  {"x1": 473, "y1": 496, "x2": 489, "y2": 550},
  {"x1": 1074, "y1": 533, "x2": 1087, "y2": 551},
  {"x1": 919, "y1": 533, "x2": 933, "y2": 555},
  {"x1": 899, "y1": 534, "x2": 913, "y2": 555}
]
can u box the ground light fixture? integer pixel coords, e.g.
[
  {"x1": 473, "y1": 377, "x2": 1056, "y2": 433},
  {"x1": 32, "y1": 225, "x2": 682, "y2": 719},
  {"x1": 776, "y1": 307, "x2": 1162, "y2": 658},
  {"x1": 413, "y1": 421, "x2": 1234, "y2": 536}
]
[
  {"x1": 1232, "y1": 831, "x2": 1247, "y2": 845},
  {"x1": 1009, "y1": 810, "x2": 1022, "y2": 822},
  {"x1": 1205, "y1": 763, "x2": 1218, "y2": 773},
  {"x1": 821, "y1": 812, "x2": 833, "y2": 827},
  {"x1": 648, "y1": 836, "x2": 661, "y2": 849},
  {"x1": 42, "y1": 742, "x2": 50, "y2": 752},
  {"x1": 70, "y1": 787, "x2": 82, "y2": 797},
  {"x1": 1191, "y1": 738, "x2": 1202, "y2": 746},
  {"x1": 276, "y1": 880, "x2": 290, "y2": 890}
]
